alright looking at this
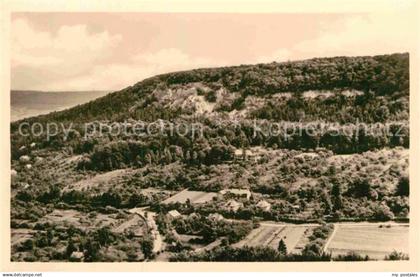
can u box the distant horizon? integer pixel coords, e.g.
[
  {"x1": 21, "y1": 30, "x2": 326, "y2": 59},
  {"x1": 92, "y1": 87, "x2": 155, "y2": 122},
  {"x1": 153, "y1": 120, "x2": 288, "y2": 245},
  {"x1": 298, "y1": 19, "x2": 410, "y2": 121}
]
[{"x1": 11, "y1": 90, "x2": 110, "y2": 121}]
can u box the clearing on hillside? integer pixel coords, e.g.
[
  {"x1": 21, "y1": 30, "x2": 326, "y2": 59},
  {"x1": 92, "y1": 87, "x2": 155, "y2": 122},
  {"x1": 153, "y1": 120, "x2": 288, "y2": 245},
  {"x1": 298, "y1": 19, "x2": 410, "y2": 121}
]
[{"x1": 162, "y1": 190, "x2": 218, "y2": 204}]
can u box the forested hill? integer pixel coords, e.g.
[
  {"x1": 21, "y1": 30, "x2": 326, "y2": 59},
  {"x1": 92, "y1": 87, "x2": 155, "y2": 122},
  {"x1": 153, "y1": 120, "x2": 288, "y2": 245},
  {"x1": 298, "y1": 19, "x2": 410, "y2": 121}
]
[
  {"x1": 12, "y1": 52, "x2": 408, "y2": 125},
  {"x1": 11, "y1": 53, "x2": 409, "y2": 158}
]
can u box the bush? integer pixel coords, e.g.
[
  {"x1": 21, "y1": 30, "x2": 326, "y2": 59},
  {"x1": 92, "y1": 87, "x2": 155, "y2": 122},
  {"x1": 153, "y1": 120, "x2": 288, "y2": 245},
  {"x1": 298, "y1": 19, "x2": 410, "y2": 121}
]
[
  {"x1": 23, "y1": 254, "x2": 37, "y2": 262},
  {"x1": 396, "y1": 176, "x2": 409, "y2": 196},
  {"x1": 334, "y1": 251, "x2": 370, "y2": 261},
  {"x1": 20, "y1": 239, "x2": 34, "y2": 251},
  {"x1": 204, "y1": 90, "x2": 217, "y2": 102},
  {"x1": 372, "y1": 204, "x2": 394, "y2": 221},
  {"x1": 385, "y1": 250, "x2": 409, "y2": 260}
]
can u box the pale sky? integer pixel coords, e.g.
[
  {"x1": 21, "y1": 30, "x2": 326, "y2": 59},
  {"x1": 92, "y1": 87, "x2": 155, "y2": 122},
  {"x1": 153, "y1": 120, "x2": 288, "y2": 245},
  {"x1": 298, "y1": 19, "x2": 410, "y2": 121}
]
[{"x1": 11, "y1": 12, "x2": 415, "y2": 91}]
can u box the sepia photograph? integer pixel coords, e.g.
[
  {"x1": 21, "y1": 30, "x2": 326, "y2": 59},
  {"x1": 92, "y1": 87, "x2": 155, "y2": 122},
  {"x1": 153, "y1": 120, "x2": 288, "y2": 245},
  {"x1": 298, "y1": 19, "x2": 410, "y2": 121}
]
[{"x1": 1, "y1": 0, "x2": 419, "y2": 275}]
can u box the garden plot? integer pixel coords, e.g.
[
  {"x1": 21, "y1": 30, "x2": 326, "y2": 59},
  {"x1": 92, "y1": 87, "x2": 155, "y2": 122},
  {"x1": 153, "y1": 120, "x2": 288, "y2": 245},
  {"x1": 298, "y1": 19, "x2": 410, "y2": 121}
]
[
  {"x1": 112, "y1": 213, "x2": 147, "y2": 236},
  {"x1": 38, "y1": 209, "x2": 131, "y2": 231},
  {"x1": 233, "y1": 224, "x2": 309, "y2": 253},
  {"x1": 41, "y1": 209, "x2": 85, "y2": 227},
  {"x1": 285, "y1": 226, "x2": 316, "y2": 254},
  {"x1": 162, "y1": 190, "x2": 218, "y2": 204},
  {"x1": 326, "y1": 224, "x2": 409, "y2": 260},
  {"x1": 11, "y1": 228, "x2": 36, "y2": 246},
  {"x1": 63, "y1": 168, "x2": 132, "y2": 192}
]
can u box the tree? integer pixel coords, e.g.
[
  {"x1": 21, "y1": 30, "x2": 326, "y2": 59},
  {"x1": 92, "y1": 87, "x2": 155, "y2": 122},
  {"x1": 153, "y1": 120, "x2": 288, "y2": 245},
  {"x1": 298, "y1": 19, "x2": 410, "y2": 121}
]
[
  {"x1": 320, "y1": 190, "x2": 332, "y2": 214},
  {"x1": 141, "y1": 236, "x2": 154, "y2": 259},
  {"x1": 66, "y1": 240, "x2": 77, "y2": 258},
  {"x1": 278, "y1": 239, "x2": 287, "y2": 255},
  {"x1": 128, "y1": 194, "x2": 146, "y2": 208},
  {"x1": 16, "y1": 190, "x2": 33, "y2": 202},
  {"x1": 302, "y1": 240, "x2": 323, "y2": 257},
  {"x1": 334, "y1": 251, "x2": 369, "y2": 261},
  {"x1": 37, "y1": 185, "x2": 61, "y2": 204},
  {"x1": 373, "y1": 203, "x2": 394, "y2": 221},
  {"x1": 374, "y1": 105, "x2": 390, "y2": 122},
  {"x1": 396, "y1": 176, "x2": 409, "y2": 196},
  {"x1": 349, "y1": 178, "x2": 371, "y2": 198},
  {"x1": 331, "y1": 183, "x2": 343, "y2": 211},
  {"x1": 95, "y1": 227, "x2": 114, "y2": 246},
  {"x1": 84, "y1": 239, "x2": 101, "y2": 262},
  {"x1": 21, "y1": 239, "x2": 34, "y2": 251},
  {"x1": 97, "y1": 191, "x2": 121, "y2": 208},
  {"x1": 385, "y1": 250, "x2": 409, "y2": 260},
  {"x1": 126, "y1": 249, "x2": 138, "y2": 262}
]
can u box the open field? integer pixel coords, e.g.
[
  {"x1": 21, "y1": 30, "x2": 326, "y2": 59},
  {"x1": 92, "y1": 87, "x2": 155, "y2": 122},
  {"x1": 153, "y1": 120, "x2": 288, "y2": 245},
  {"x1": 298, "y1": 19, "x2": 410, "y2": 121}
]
[
  {"x1": 40, "y1": 209, "x2": 86, "y2": 228},
  {"x1": 112, "y1": 213, "x2": 147, "y2": 237},
  {"x1": 11, "y1": 228, "x2": 36, "y2": 247},
  {"x1": 63, "y1": 169, "x2": 131, "y2": 192},
  {"x1": 38, "y1": 209, "x2": 148, "y2": 234},
  {"x1": 233, "y1": 224, "x2": 310, "y2": 254},
  {"x1": 326, "y1": 224, "x2": 409, "y2": 260},
  {"x1": 162, "y1": 190, "x2": 218, "y2": 204}
]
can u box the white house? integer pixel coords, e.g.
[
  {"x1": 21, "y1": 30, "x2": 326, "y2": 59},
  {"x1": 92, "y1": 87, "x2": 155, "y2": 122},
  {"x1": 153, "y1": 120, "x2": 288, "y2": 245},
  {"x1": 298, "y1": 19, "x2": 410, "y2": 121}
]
[
  {"x1": 34, "y1": 157, "x2": 44, "y2": 164},
  {"x1": 233, "y1": 147, "x2": 263, "y2": 162},
  {"x1": 208, "y1": 213, "x2": 224, "y2": 221},
  {"x1": 224, "y1": 200, "x2": 243, "y2": 212},
  {"x1": 19, "y1": 155, "x2": 30, "y2": 164},
  {"x1": 292, "y1": 204, "x2": 301, "y2": 210},
  {"x1": 70, "y1": 251, "x2": 84, "y2": 262},
  {"x1": 256, "y1": 200, "x2": 271, "y2": 212},
  {"x1": 167, "y1": 210, "x2": 182, "y2": 220}
]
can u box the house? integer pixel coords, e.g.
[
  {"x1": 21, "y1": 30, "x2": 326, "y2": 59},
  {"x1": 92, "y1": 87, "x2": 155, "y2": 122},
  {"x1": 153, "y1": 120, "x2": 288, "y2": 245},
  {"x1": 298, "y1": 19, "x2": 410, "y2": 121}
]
[
  {"x1": 224, "y1": 200, "x2": 243, "y2": 212},
  {"x1": 256, "y1": 200, "x2": 271, "y2": 212},
  {"x1": 208, "y1": 213, "x2": 224, "y2": 221},
  {"x1": 25, "y1": 164, "x2": 32, "y2": 170},
  {"x1": 70, "y1": 251, "x2": 84, "y2": 262},
  {"x1": 167, "y1": 210, "x2": 182, "y2": 220},
  {"x1": 11, "y1": 169, "x2": 17, "y2": 177},
  {"x1": 220, "y1": 189, "x2": 251, "y2": 200},
  {"x1": 19, "y1": 155, "x2": 30, "y2": 164},
  {"x1": 234, "y1": 149, "x2": 253, "y2": 158},
  {"x1": 292, "y1": 204, "x2": 301, "y2": 210},
  {"x1": 34, "y1": 157, "x2": 44, "y2": 164},
  {"x1": 233, "y1": 147, "x2": 263, "y2": 162}
]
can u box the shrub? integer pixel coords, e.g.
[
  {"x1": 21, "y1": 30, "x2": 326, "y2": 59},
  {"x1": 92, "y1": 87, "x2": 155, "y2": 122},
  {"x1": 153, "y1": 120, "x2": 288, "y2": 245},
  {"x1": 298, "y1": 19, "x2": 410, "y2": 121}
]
[
  {"x1": 385, "y1": 250, "x2": 409, "y2": 260},
  {"x1": 334, "y1": 251, "x2": 370, "y2": 261}
]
